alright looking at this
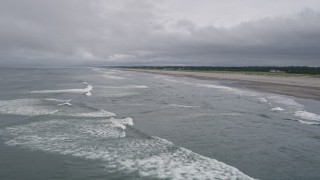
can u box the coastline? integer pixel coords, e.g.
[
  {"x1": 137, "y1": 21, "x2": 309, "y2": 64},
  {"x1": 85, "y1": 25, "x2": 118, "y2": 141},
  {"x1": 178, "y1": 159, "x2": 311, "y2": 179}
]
[{"x1": 122, "y1": 69, "x2": 320, "y2": 101}]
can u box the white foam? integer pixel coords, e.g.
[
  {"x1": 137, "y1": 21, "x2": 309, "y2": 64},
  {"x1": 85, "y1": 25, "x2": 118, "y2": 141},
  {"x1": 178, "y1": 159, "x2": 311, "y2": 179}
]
[
  {"x1": 193, "y1": 83, "x2": 233, "y2": 90},
  {"x1": 220, "y1": 113, "x2": 244, "y2": 116},
  {"x1": 268, "y1": 96, "x2": 304, "y2": 110},
  {"x1": 98, "y1": 85, "x2": 148, "y2": 89},
  {"x1": 111, "y1": 117, "x2": 134, "y2": 126},
  {"x1": 2, "y1": 118, "x2": 128, "y2": 143},
  {"x1": 167, "y1": 104, "x2": 201, "y2": 108},
  {"x1": 295, "y1": 111, "x2": 320, "y2": 121},
  {"x1": 30, "y1": 83, "x2": 93, "y2": 96},
  {"x1": 298, "y1": 120, "x2": 320, "y2": 125},
  {"x1": 108, "y1": 117, "x2": 134, "y2": 130},
  {"x1": 102, "y1": 74, "x2": 126, "y2": 80},
  {"x1": 265, "y1": 95, "x2": 320, "y2": 126},
  {"x1": 0, "y1": 98, "x2": 117, "y2": 118},
  {"x1": 162, "y1": 78, "x2": 180, "y2": 83},
  {"x1": 83, "y1": 82, "x2": 93, "y2": 96},
  {"x1": 0, "y1": 99, "x2": 58, "y2": 116},
  {"x1": 86, "y1": 90, "x2": 92, "y2": 96},
  {"x1": 104, "y1": 93, "x2": 139, "y2": 97},
  {"x1": 58, "y1": 99, "x2": 72, "y2": 106},
  {"x1": 270, "y1": 107, "x2": 284, "y2": 111},
  {"x1": 162, "y1": 77, "x2": 259, "y2": 97},
  {"x1": 122, "y1": 142, "x2": 254, "y2": 180},
  {"x1": 194, "y1": 83, "x2": 259, "y2": 96},
  {"x1": 0, "y1": 118, "x2": 254, "y2": 180},
  {"x1": 57, "y1": 109, "x2": 116, "y2": 118},
  {"x1": 44, "y1": 98, "x2": 70, "y2": 102},
  {"x1": 259, "y1": 98, "x2": 268, "y2": 102}
]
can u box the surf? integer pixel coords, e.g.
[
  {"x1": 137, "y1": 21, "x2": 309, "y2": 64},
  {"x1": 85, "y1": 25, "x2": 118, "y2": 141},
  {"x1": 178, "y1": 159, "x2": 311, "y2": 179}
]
[{"x1": 30, "y1": 82, "x2": 93, "y2": 96}]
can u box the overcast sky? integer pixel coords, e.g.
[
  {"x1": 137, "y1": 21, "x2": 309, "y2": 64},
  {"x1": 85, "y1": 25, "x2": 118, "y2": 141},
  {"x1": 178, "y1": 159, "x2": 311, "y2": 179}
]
[{"x1": 1, "y1": 0, "x2": 320, "y2": 66}]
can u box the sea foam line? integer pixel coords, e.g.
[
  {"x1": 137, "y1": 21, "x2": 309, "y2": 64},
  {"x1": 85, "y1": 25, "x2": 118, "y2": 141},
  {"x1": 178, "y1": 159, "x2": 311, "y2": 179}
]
[
  {"x1": 30, "y1": 82, "x2": 92, "y2": 96},
  {"x1": 167, "y1": 104, "x2": 201, "y2": 108},
  {"x1": 57, "y1": 109, "x2": 116, "y2": 118},
  {"x1": 0, "y1": 99, "x2": 58, "y2": 116},
  {"x1": 97, "y1": 85, "x2": 148, "y2": 89},
  {"x1": 295, "y1": 111, "x2": 320, "y2": 121},
  {"x1": 158, "y1": 76, "x2": 320, "y2": 126},
  {"x1": 160, "y1": 76, "x2": 259, "y2": 97},
  {"x1": 270, "y1": 107, "x2": 284, "y2": 111},
  {"x1": 0, "y1": 98, "x2": 118, "y2": 118},
  {"x1": 102, "y1": 74, "x2": 126, "y2": 80},
  {"x1": 58, "y1": 99, "x2": 72, "y2": 106},
  {"x1": 93, "y1": 69, "x2": 127, "y2": 80},
  {"x1": 298, "y1": 120, "x2": 320, "y2": 125}
]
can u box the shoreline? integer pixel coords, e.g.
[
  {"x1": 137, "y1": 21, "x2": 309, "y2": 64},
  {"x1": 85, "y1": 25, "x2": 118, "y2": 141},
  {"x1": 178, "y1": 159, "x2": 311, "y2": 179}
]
[{"x1": 122, "y1": 69, "x2": 320, "y2": 101}]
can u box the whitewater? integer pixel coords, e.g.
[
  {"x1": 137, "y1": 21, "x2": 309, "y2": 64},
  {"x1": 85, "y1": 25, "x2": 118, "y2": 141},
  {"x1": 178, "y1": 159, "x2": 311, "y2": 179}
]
[{"x1": 0, "y1": 67, "x2": 319, "y2": 180}]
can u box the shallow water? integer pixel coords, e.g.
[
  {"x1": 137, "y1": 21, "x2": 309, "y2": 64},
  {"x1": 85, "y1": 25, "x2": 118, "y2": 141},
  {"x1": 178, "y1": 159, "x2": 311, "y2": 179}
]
[{"x1": 0, "y1": 67, "x2": 319, "y2": 180}]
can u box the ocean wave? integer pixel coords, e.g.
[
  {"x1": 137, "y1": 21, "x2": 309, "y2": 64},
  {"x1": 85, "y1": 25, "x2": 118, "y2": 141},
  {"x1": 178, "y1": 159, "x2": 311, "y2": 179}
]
[
  {"x1": 167, "y1": 104, "x2": 201, "y2": 108},
  {"x1": 158, "y1": 76, "x2": 320, "y2": 127},
  {"x1": 298, "y1": 120, "x2": 320, "y2": 125},
  {"x1": 220, "y1": 113, "x2": 244, "y2": 116},
  {"x1": 259, "y1": 98, "x2": 268, "y2": 102},
  {"x1": 92, "y1": 68, "x2": 124, "y2": 78},
  {"x1": 295, "y1": 111, "x2": 320, "y2": 121},
  {"x1": 0, "y1": 99, "x2": 58, "y2": 116},
  {"x1": 102, "y1": 93, "x2": 139, "y2": 97},
  {"x1": 43, "y1": 98, "x2": 71, "y2": 102},
  {"x1": 111, "y1": 117, "x2": 133, "y2": 126},
  {"x1": 0, "y1": 98, "x2": 116, "y2": 118},
  {"x1": 57, "y1": 109, "x2": 116, "y2": 118},
  {"x1": 121, "y1": 137, "x2": 254, "y2": 180},
  {"x1": 30, "y1": 82, "x2": 93, "y2": 96},
  {"x1": 268, "y1": 96, "x2": 304, "y2": 110},
  {"x1": 192, "y1": 82, "x2": 260, "y2": 97},
  {"x1": 102, "y1": 74, "x2": 126, "y2": 80},
  {"x1": 160, "y1": 77, "x2": 259, "y2": 97},
  {"x1": 159, "y1": 76, "x2": 320, "y2": 127},
  {"x1": 270, "y1": 107, "x2": 285, "y2": 111},
  {"x1": 97, "y1": 85, "x2": 148, "y2": 89},
  {"x1": 58, "y1": 99, "x2": 72, "y2": 106},
  {"x1": 0, "y1": 118, "x2": 254, "y2": 180}
]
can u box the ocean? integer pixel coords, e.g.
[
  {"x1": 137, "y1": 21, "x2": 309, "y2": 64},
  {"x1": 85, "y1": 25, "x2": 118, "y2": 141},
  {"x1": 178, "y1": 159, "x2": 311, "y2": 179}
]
[{"x1": 0, "y1": 67, "x2": 319, "y2": 180}]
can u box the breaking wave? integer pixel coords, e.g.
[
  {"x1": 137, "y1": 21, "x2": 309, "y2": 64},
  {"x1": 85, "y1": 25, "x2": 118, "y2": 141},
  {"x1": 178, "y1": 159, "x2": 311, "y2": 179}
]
[
  {"x1": 57, "y1": 109, "x2": 116, "y2": 118},
  {"x1": 0, "y1": 98, "x2": 114, "y2": 118},
  {"x1": 270, "y1": 107, "x2": 285, "y2": 111},
  {"x1": 259, "y1": 98, "x2": 268, "y2": 102},
  {"x1": 298, "y1": 120, "x2": 320, "y2": 125},
  {"x1": 30, "y1": 82, "x2": 92, "y2": 96},
  {"x1": 167, "y1": 104, "x2": 201, "y2": 108},
  {"x1": 295, "y1": 111, "x2": 320, "y2": 121},
  {"x1": 102, "y1": 75, "x2": 126, "y2": 80},
  {"x1": 0, "y1": 117, "x2": 254, "y2": 180},
  {"x1": 0, "y1": 99, "x2": 58, "y2": 116},
  {"x1": 158, "y1": 76, "x2": 320, "y2": 126},
  {"x1": 98, "y1": 85, "x2": 148, "y2": 89},
  {"x1": 92, "y1": 68, "x2": 126, "y2": 80}
]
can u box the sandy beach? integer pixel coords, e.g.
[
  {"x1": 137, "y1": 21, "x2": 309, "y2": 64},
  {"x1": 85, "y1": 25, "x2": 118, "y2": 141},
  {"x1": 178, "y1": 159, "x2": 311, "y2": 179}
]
[{"x1": 124, "y1": 69, "x2": 320, "y2": 101}]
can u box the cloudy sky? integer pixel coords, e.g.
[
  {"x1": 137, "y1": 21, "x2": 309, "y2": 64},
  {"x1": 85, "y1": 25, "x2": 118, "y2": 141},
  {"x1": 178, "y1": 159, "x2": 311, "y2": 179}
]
[{"x1": 0, "y1": 0, "x2": 320, "y2": 66}]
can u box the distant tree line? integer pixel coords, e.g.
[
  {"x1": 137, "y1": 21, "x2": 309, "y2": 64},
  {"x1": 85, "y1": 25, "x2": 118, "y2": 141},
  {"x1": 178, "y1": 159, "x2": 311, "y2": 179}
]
[{"x1": 120, "y1": 66, "x2": 320, "y2": 75}]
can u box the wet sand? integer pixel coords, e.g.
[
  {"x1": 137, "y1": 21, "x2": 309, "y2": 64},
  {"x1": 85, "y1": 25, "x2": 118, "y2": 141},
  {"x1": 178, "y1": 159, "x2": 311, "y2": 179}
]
[{"x1": 123, "y1": 69, "x2": 320, "y2": 101}]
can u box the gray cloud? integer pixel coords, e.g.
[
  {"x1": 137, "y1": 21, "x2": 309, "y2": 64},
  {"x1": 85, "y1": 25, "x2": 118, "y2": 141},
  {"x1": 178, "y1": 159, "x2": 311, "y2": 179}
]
[{"x1": 0, "y1": 0, "x2": 320, "y2": 66}]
